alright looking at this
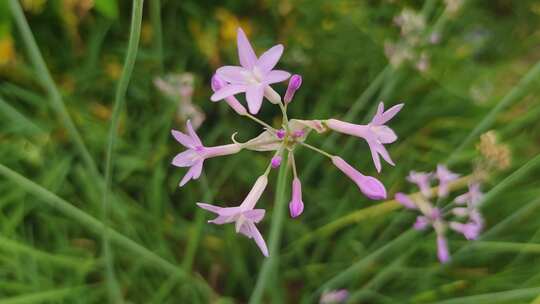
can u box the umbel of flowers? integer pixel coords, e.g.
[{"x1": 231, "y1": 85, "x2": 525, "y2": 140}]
[
  {"x1": 395, "y1": 165, "x2": 484, "y2": 263},
  {"x1": 171, "y1": 28, "x2": 404, "y2": 256}
]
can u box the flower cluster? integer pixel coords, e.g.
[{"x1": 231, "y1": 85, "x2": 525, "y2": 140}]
[
  {"x1": 395, "y1": 165, "x2": 484, "y2": 263},
  {"x1": 171, "y1": 28, "x2": 404, "y2": 256}
]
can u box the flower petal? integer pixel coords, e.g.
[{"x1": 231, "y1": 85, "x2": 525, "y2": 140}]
[
  {"x1": 243, "y1": 209, "x2": 266, "y2": 223},
  {"x1": 171, "y1": 150, "x2": 198, "y2": 167},
  {"x1": 367, "y1": 140, "x2": 382, "y2": 173},
  {"x1": 256, "y1": 44, "x2": 284, "y2": 73},
  {"x1": 374, "y1": 103, "x2": 404, "y2": 125},
  {"x1": 264, "y1": 70, "x2": 291, "y2": 84},
  {"x1": 186, "y1": 120, "x2": 202, "y2": 147},
  {"x1": 210, "y1": 85, "x2": 247, "y2": 102},
  {"x1": 171, "y1": 129, "x2": 194, "y2": 148},
  {"x1": 197, "y1": 203, "x2": 243, "y2": 217},
  {"x1": 237, "y1": 28, "x2": 257, "y2": 69},
  {"x1": 216, "y1": 66, "x2": 250, "y2": 84},
  {"x1": 240, "y1": 222, "x2": 269, "y2": 257},
  {"x1": 246, "y1": 84, "x2": 264, "y2": 114},
  {"x1": 375, "y1": 125, "x2": 398, "y2": 143}
]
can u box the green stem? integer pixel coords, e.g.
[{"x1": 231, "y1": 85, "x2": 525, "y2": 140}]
[
  {"x1": 0, "y1": 286, "x2": 90, "y2": 304},
  {"x1": 101, "y1": 1, "x2": 144, "y2": 302},
  {"x1": 8, "y1": 0, "x2": 99, "y2": 178},
  {"x1": 149, "y1": 0, "x2": 163, "y2": 71},
  {"x1": 249, "y1": 150, "x2": 290, "y2": 304},
  {"x1": 0, "y1": 163, "x2": 214, "y2": 298}
]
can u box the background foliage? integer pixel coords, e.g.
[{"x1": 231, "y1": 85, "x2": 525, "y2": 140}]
[{"x1": 1, "y1": 0, "x2": 540, "y2": 303}]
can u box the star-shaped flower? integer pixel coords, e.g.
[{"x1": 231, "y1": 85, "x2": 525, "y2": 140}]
[{"x1": 211, "y1": 28, "x2": 291, "y2": 114}]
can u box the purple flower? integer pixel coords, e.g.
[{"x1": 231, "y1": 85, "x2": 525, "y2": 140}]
[
  {"x1": 320, "y1": 289, "x2": 349, "y2": 304},
  {"x1": 413, "y1": 215, "x2": 429, "y2": 230},
  {"x1": 196, "y1": 176, "x2": 269, "y2": 256},
  {"x1": 171, "y1": 121, "x2": 242, "y2": 186},
  {"x1": 455, "y1": 183, "x2": 483, "y2": 207},
  {"x1": 436, "y1": 164, "x2": 460, "y2": 197},
  {"x1": 326, "y1": 102, "x2": 403, "y2": 172},
  {"x1": 407, "y1": 171, "x2": 433, "y2": 197},
  {"x1": 331, "y1": 156, "x2": 387, "y2": 200},
  {"x1": 211, "y1": 28, "x2": 291, "y2": 114},
  {"x1": 437, "y1": 234, "x2": 450, "y2": 263},
  {"x1": 284, "y1": 74, "x2": 302, "y2": 104},
  {"x1": 395, "y1": 192, "x2": 417, "y2": 209},
  {"x1": 211, "y1": 74, "x2": 247, "y2": 115},
  {"x1": 289, "y1": 177, "x2": 304, "y2": 218}
]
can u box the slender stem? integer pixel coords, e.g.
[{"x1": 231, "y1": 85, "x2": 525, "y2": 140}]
[
  {"x1": 249, "y1": 150, "x2": 290, "y2": 304},
  {"x1": 290, "y1": 151, "x2": 298, "y2": 178},
  {"x1": 8, "y1": 0, "x2": 99, "y2": 178},
  {"x1": 244, "y1": 113, "x2": 276, "y2": 132},
  {"x1": 101, "y1": 1, "x2": 144, "y2": 301},
  {"x1": 300, "y1": 142, "x2": 334, "y2": 159},
  {"x1": 149, "y1": 0, "x2": 163, "y2": 72}
]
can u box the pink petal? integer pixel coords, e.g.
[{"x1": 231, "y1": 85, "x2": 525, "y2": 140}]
[
  {"x1": 437, "y1": 235, "x2": 450, "y2": 263},
  {"x1": 240, "y1": 222, "x2": 269, "y2": 257},
  {"x1": 376, "y1": 103, "x2": 404, "y2": 125},
  {"x1": 197, "y1": 203, "x2": 242, "y2": 217},
  {"x1": 395, "y1": 192, "x2": 417, "y2": 209},
  {"x1": 367, "y1": 140, "x2": 382, "y2": 173},
  {"x1": 246, "y1": 84, "x2": 264, "y2": 114},
  {"x1": 186, "y1": 120, "x2": 202, "y2": 147},
  {"x1": 171, "y1": 129, "x2": 194, "y2": 148},
  {"x1": 171, "y1": 150, "x2": 198, "y2": 167},
  {"x1": 179, "y1": 161, "x2": 203, "y2": 187},
  {"x1": 264, "y1": 70, "x2": 291, "y2": 84},
  {"x1": 210, "y1": 85, "x2": 247, "y2": 102},
  {"x1": 243, "y1": 209, "x2": 266, "y2": 223},
  {"x1": 216, "y1": 66, "x2": 249, "y2": 84},
  {"x1": 256, "y1": 44, "x2": 284, "y2": 73},
  {"x1": 376, "y1": 125, "x2": 398, "y2": 143},
  {"x1": 237, "y1": 28, "x2": 257, "y2": 69}
]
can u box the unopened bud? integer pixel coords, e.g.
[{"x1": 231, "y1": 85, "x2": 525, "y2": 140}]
[{"x1": 284, "y1": 74, "x2": 302, "y2": 104}]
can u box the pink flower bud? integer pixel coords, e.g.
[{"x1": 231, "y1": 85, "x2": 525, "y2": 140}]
[
  {"x1": 289, "y1": 178, "x2": 304, "y2": 218},
  {"x1": 293, "y1": 130, "x2": 305, "y2": 138},
  {"x1": 284, "y1": 74, "x2": 302, "y2": 104},
  {"x1": 276, "y1": 129, "x2": 286, "y2": 139},
  {"x1": 271, "y1": 156, "x2": 282, "y2": 168},
  {"x1": 437, "y1": 235, "x2": 450, "y2": 263},
  {"x1": 332, "y1": 156, "x2": 387, "y2": 200},
  {"x1": 210, "y1": 74, "x2": 247, "y2": 115}
]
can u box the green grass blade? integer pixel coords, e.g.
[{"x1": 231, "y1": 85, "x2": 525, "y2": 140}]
[
  {"x1": 0, "y1": 286, "x2": 89, "y2": 304},
  {"x1": 430, "y1": 287, "x2": 540, "y2": 304},
  {"x1": 100, "y1": 0, "x2": 144, "y2": 302}
]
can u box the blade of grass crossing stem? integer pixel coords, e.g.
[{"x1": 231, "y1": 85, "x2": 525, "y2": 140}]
[
  {"x1": 0, "y1": 163, "x2": 214, "y2": 297},
  {"x1": 8, "y1": 0, "x2": 99, "y2": 177},
  {"x1": 0, "y1": 286, "x2": 89, "y2": 304},
  {"x1": 249, "y1": 151, "x2": 290, "y2": 304},
  {"x1": 430, "y1": 287, "x2": 540, "y2": 304},
  {"x1": 447, "y1": 60, "x2": 540, "y2": 166},
  {"x1": 101, "y1": 0, "x2": 144, "y2": 302}
]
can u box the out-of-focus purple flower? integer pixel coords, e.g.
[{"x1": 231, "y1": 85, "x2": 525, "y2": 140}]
[
  {"x1": 331, "y1": 156, "x2": 387, "y2": 200},
  {"x1": 284, "y1": 74, "x2": 302, "y2": 104},
  {"x1": 455, "y1": 183, "x2": 483, "y2": 207},
  {"x1": 271, "y1": 156, "x2": 282, "y2": 168},
  {"x1": 289, "y1": 178, "x2": 304, "y2": 218},
  {"x1": 320, "y1": 289, "x2": 349, "y2": 304},
  {"x1": 211, "y1": 74, "x2": 247, "y2": 115},
  {"x1": 326, "y1": 102, "x2": 403, "y2": 172},
  {"x1": 197, "y1": 175, "x2": 269, "y2": 256},
  {"x1": 413, "y1": 215, "x2": 429, "y2": 230},
  {"x1": 407, "y1": 171, "x2": 433, "y2": 197},
  {"x1": 436, "y1": 164, "x2": 460, "y2": 197},
  {"x1": 211, "y1": 28, "x2": 291, "y2": 114},
  {"x1": 171, "y1": 121, "x2": 242, "y2": 186},
  {"x1": 437, "y1": 234, "x2": 450, "y2": 263},
  {"x1": 449, "y1": 221, "x2": 481, "y2": 240},
  {"x1": 395, "y1": 192, "x2": 417, "y2": 209}
]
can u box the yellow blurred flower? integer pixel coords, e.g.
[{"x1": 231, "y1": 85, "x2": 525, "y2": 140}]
[
  {"x1": 215, "y1": 8, "x2": 252, "y2": 44},
  {"x1": 141, "y1": 22, "x2": 153, "y2": 45},
  {"x1": 0, "y1": 35, "x2": 16, "y2": 67},
  {"x1": 103, "y1": 56, "x2": 122, "y2": 80},
  {"x1": 188, "y1": 19, "x2": 220, "y2": 66},
  {"x1": 21, "y1": 0, "x2": 48, "y2": 14}
]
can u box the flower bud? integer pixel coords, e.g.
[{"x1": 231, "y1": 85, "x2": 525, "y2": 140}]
[
  {"x1": 271, "y1": 156, "x2": 282, "y2": 168},
  {"x1": 284, "y1": 74, "x2": 302, "y2": 104},
  {"x1": 289, "y1": 178, "x2": 304, "y2": 218}
]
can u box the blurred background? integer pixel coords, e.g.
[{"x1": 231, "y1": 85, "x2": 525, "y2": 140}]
[{"x1": 1, "y1": 0, "x2": 540, "y2": 303}]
